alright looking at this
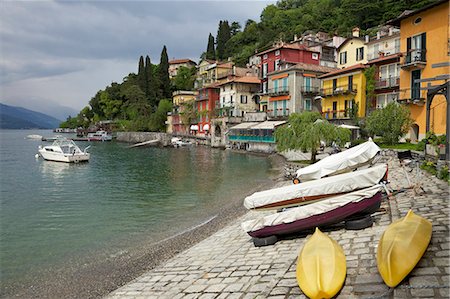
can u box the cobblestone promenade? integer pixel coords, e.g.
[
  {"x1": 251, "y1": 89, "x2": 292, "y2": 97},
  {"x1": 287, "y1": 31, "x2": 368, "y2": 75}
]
[{"x1": 107, "y1": 156, "x2": 450, "y2": 299}]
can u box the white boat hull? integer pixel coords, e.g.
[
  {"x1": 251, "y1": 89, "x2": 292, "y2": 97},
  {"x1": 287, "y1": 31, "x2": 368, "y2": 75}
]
[{"x1": 38, "y1": 149, "x2": 90, "y2": 163}]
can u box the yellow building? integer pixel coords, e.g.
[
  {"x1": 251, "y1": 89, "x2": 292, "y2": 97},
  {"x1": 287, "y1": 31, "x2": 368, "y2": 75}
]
[
  {"x1": 388, "y1": 0, "x2": 449, "y2": 141},
  {"x1": 319, "y1": 64, "x2": 367, "y2": 120},
  {"x1": 337, "y1": 28, "x2": 368, "y2": 69},
  {"x1": 171, "y1": 90, "x2": 198, "y2": 134}
]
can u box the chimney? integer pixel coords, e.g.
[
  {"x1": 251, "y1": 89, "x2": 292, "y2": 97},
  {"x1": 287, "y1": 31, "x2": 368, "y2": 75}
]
[
  {"x1": 352, "y1": 27, "x2": 360, "y2": 38},
  {"x1": 388, "y1": 26, "x2": 393, "y2": 36},
  {"x1": 377, "y1": 32, "x2": 380, "y2": 40},
  {"x1": 294, "y1": 34, "x2": 298, "y2": 41},
  {"x1": 365, "y1": 35, "x2": 369, "y2": 43}
]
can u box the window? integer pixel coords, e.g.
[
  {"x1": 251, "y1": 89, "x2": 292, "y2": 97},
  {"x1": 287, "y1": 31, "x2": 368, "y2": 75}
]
[
  {"x1": 263, "y1": 54, "x2": 268, "y2": 59},
  {"x1": 348, "y1": 75, "x2": 353, "y2": 91},
  {"x1": 262, "y1": 63, "x2": 268, "y2": 78},
  {"x1": 304, "y1": 99, "x2": 312, "y2": 111},
  {"x1": 332, "y1": 79, "x2": 337, "y2": 91},
  {"x1": 411, "y1": 70, "x2": 421, "y2": 99},
  {"x1": 312, "y1": 53, "x2": 319, "y2": 60},
  {"x1": 230, "y1": 95, "x2": 234, "y2": 104},
  {"x1": 394, "y1": 38, "x2": 400, "y2": 53},
  {"x1": 274, "y1": 59, "x2": 280, "y2": 71},
  {"x1": 240, "y1": 95, "x2": 247, "y2": 104},
  {"x1": 282, "y1": 77, "x2": 288, "y2": 91},
  {"x1": 407, "y1": 33, "x2": 426, "y2": 62},
  {"x1": 356, "y1": 47, "x2": 364, "y2": 61},
  {"x1": 339, "y1": 51, "x2": 347, "y2": 64},
  {"x1": 414, "y1": 17, "x2": 422, "y2": 25},
  {"x1": 275, "y1": 50, "x2": 280, "y2": 56}
]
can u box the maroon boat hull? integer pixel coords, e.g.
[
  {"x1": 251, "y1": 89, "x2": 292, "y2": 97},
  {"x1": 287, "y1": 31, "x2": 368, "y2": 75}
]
[{"x1": 248, "y1": 192, "x2": 382, "y2": 238}]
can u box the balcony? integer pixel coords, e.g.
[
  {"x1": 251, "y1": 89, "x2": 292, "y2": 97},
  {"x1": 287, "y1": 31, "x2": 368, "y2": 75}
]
[
  {"x1": 398, "y1": 89, "x2": 426, "y2": 106},
  {"x1": 267, "y1": 108, "x2": 290, "y2": 119},
  {"x1": 322, "y1": 109, "x2": 353, "y2": 120},
  {"x1": 301, "y1": 86, "x2": 320, "y2": 95},
  {"x1": 375, "y1": 76, "x2": 399, "y2": 89},
  {"x1": 401, "y1": 49, "x2": 426, "y2": 70},
  {"x1": 267, "y1": 87, "x2": 289, "y2": 97},
  {"x1": 321, "y1": 84, "x2": 357, "y2": 97}
]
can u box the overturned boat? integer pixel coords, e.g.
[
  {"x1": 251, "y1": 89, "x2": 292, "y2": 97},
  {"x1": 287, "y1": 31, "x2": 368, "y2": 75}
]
[
  {"x1": 295, "y1": 138, "x2": 380, "y2": 182},
  {"x1": 244, "y1": 164, "x2": 388, "y2": 210},
  {"x1": 242, "y1": 185, "x2": 383, "y2": 239}
]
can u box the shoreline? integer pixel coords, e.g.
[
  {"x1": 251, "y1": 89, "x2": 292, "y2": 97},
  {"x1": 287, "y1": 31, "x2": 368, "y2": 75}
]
[{"x1": 4, "y1": 153, "x2": 288, "y2": 299}]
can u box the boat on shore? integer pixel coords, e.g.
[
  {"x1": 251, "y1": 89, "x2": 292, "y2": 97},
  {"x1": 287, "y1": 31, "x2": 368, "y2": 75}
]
[
  {"x1": 244, "y1": 164, "x2": 388, "y2": 210},
  {"x1": 242, "y1": 185, "x2": 383, "y2": 238},
  {"x1": 295, "y1": 138, "x2": 380, "y2": 182},
  {"x1": 171, "y1": 137, "x2": 194, "y2": 147},
  {"x1": 296, "y1": 228, "x2": 346, "y2": 299},
  {"x1": 377, "y1": 210, "x2": 432, "y2": 287},
  {"x1": 37, "y1": 137, "x2": 90, "y2": 163},
  {"x1": 87, "y1": 130, "x2": 112, "y2": 141}
]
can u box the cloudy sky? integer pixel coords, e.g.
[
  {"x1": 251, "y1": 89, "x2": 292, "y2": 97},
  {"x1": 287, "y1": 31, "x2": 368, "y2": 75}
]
[{"x1": 0, "y1": 0, "x2": 274, "y2": 119}]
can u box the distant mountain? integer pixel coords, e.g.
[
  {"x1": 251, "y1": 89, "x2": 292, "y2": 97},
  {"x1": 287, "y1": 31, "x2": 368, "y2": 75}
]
[{"x1": 0, "y1": 103, "x2": 62, "y2": 129}]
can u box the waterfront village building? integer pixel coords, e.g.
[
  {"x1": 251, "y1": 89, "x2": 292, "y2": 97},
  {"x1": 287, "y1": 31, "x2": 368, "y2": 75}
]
[
  {"x1": 227, "y1": 112, "x2": 286, "y2": 153},
  {"x1": 387, "y1": 0, "x2": 449, "y2": 141},
  {"x1": 257, "y1": 42, "x2": 321, "y2": 112},
  {"x1": 168, "y1": 59, "x2": 197, "y2": 79},
  {"x1": 266, "y1": 62, "x2": 336, "y2": 118},
  {"x1": 319, "y1": 63, "x2": 368, "y2": 122},
  {"x1": 365, "y1": 26, "x2": 401, "y2": 111},
  {"x1": 170, "y1": 90, "x2": 198, "y2": 135},
  {"x1": 194, "y1": 84, "x2": 220, "y2": 137},
  {"x1": 337, "y1": 28, "x2": 368, "y2": 69},
  {"x1": 215, "y1": 75, "x2": 260, "y2": 117},
  {"x1": 195, "y1": 60, "x2": 235, "y2": 88}
]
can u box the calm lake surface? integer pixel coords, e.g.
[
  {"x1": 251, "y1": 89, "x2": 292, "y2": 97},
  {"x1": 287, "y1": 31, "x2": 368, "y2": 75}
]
[{"x1": 0, "y1": 130, "x2": 274, "y2": 294}]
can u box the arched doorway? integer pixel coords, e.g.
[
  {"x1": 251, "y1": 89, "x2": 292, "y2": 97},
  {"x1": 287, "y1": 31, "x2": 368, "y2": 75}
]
[
  {"x1": 215, "y1": 125, "x2": 221, "y2": 137},
  {"x1": 410, "y1": 124, "x2": 419, "y2": 143}
]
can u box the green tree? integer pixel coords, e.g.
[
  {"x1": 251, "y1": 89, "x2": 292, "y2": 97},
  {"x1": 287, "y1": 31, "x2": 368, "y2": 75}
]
[
  {"x1": 173, "y1": 66, "x2": 196, "y2": 91},
  {"x1": 206, "y1": 33, "x2": 216, "y2": 60},
  {"x1": 158, "y1": 45, "x2": 171, "y2": 100},
  {"x1": 145, "y1": 55, "x2": 157, "y2": 106},
  {"x1": 366, "y1": 102, "x2": 413, "y2": 145},
  {"x1": 179, "y1": 101, "x2": 197, "y2": 129},
  {"x1": 230, "y1": 21, "x2": 241, "y2": 36},
  {"x1": 149, "y1": 99, "x2": 173, "y2": 132},
  {"x1": 274, "y1": 112, "x2": 351, "y2": 162},
  {"x1": 364, "y1": 66, "x2": 376, "y2": 114},
  {"x1": 137, "y1": 55, "x2": 146, "y2": 93},
  {"x1": 216, "y1": 20, "x2": 231, "y2": 60}
]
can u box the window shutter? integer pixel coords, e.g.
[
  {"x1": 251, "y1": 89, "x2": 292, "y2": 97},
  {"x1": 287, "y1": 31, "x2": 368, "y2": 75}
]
[
  {"x1": 406, "y1": 37, "x2": 411, "y2": 51},
  {"x1": 421, "y1": 33, "x2": 426, "y2": 61}
]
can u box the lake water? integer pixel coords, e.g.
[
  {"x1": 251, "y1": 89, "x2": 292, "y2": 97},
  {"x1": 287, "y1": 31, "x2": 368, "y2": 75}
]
[{"x1": 0, "y1": 130, "x2": 274, "y2": 295}]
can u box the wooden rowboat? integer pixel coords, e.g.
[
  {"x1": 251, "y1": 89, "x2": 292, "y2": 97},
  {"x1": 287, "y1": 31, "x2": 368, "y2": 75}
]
[
  {"x1": 377, "y1": 210, "x2": 432, "y2": 287},
  {"x1": 296, "y1": 228, "x2": 346, "y2": 299}
]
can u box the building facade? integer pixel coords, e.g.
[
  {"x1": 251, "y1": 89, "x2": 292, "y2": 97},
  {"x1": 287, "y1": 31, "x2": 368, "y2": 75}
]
[
  {"x1": 388, "y1": 0, "x2": 448, "y2": 140},
  {"x1": 168, "y1": 59, "x2": 197, "y2": 79},
  {"x1": 216, "y1": 76, "x2": 260, "y2": 117},
  {"x1": 337, "y1": 28, "x2": 368, "y2": 69},
  {"x1": 171, "y1": 90, "x2": 198, "y2": 135},
  {"x1": 195, "y1": 85, "x2": 220, "y2": 136}
]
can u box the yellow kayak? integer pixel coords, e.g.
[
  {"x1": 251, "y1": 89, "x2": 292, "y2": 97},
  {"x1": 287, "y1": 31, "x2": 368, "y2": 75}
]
[
  {"x1": 377, "y1": 209, "x2": 432, "y2": 287},
  {"x1": 296, "y1": 228, "x2": 346, "y2": 299}
]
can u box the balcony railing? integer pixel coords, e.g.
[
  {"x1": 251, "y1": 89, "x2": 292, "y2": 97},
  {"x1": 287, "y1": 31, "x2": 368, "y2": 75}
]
[
  {"x1": 301, "y1": 86, "x2": 320, "y2": 94},
  {"x1": 321, "y1": 84, "x2": 357, "y2": 97},
  {"x1": 228, "y1": 135, "x2": 275, "y2": 143},
  {"x1": 267, "y1": 108, "x2": 290, "y2": 118},
  {"x1": 267, "y1": 87, "x2": 289, "y2": 96},
  {"x1": 375, "y1": 76, "x2": 399, "y2": 89},
  {"x1": 322, "y1": 109, "x2": 353, "y2": 120},
  {"x1": 402, "y1": 49, "x2": 426, "y2": 69}
]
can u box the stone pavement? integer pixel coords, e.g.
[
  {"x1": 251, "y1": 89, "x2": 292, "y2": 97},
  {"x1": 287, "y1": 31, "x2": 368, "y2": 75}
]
[{"x1": 106, "y1": 155, "x2": 449, "y2": 299}]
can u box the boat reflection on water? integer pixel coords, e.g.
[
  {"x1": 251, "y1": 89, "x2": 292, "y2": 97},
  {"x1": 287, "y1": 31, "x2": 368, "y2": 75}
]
[{"x1": 38, "y1": 160, "x2": 89, "y2": 181}]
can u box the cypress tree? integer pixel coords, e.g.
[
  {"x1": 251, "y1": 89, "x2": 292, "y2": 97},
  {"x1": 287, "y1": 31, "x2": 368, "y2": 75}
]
[
  {"x1": 137, "y1": 55, "x2": 146, "y2": 93},
  {"x1": 206, "y1": 33, "x2": 216, "y2": 60},
  {"x1": 216, "y1": 20, "x2": 231, "y2": 61},
  {"x1": 158, "y1": 45, "x2": 171, "y2": 100},
  {"x1": 145, "y1": 55, "x2": 157, "y2": 107}
]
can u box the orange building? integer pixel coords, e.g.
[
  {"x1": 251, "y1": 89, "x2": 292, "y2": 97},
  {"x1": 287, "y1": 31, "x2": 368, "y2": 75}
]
[{"x1": 388, "y1": 0, "x2": 449, "y2": 141}]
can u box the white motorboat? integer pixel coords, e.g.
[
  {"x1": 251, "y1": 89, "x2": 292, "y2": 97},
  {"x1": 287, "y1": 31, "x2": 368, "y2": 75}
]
[
  {"x1": 295, "y1": 138, "x2": 380, "y2": 182},
  {"x1": 244, "y1": 164, "x2": 388, "y2": 210},
  {"x1": 26, "y1": 134, "x2": 43, "y2": 140},
  {"x1": 87, "y1": 130, "x2": 112, "y2": 141},
  {"x1": 171, "y1": 137, "x2": 193, "y2": 147},
  {"x1": 37, "y1": 137, "x2": 90, "y2": 163}
]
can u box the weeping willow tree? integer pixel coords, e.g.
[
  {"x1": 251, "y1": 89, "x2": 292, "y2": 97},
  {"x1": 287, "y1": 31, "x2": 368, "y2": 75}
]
[{"x1": 274, "y1": 111, "x2": 351, "y2": 162}]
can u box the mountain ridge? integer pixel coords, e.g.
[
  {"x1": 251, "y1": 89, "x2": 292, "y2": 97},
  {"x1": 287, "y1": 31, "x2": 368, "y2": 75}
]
[{"x1": 0, "y1": 103, "x2": 62, "y2": 129}]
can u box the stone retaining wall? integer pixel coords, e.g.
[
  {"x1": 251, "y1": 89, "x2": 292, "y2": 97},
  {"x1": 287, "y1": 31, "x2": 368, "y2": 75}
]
[{"x1": 116, "y1": 132, "x2": 172, "y2": 146}]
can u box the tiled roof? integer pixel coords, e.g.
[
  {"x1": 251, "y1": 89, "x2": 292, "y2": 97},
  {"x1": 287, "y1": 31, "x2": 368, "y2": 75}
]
[
  {"x1": 215, "y1": 76, "x2": 260, "y2": 86},
  {"x1": 366, "y1": 53, "x2": 402, "y2": 65},
  {"x1": 319, "y1": 63, "x2": 367, "y2": 79},
  {"x1": 169, "y1": 59, "x2": 196, "y2": 65}
]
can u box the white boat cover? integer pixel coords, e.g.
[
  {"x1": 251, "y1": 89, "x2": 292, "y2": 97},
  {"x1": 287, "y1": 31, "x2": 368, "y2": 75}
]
[
  {"x1": 241, "y1": 185, "x2": 383, "y2": 234},
  {"x1": 296, "y1": 139, "x2": 380, "y2": 181},
  {"x1": 244, "y1": 164, "x2": 387, "y2": 210}
]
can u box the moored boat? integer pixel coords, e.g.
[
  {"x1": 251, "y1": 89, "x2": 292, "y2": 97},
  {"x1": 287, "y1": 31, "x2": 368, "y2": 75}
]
[
  {"x1": 244, "y1": 164, "x2": 388, "y2": 210},
  {"x1": 377, "y1": 210, "x2": 432, "y2": 287},
  {"x1": 241, "y1": 185, "x2": 383, "y2": 238},
  {"x1": 37, "y1": 137, "x2": 90, "y2": 163},
  {"x1": 87, "y1": 130, "x2": 112, "y2": 141},
  {"x1": 296, "y1": 228, "x2": 346, "y2": 299},
  {"x1": 295, "y1": 138, "x2": 380, "y2": 182}
]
